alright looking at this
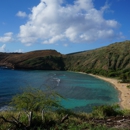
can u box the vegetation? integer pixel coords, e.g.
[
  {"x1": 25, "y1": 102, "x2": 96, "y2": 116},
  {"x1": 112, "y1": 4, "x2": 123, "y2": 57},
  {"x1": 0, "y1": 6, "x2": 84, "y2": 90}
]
[
  {"x1": 5, "y1": 86, "x2": 63, "y2": 129},
  {"x1": 127, "y1": 85, "x2": 130, "y2": 89},
  {"x1": 10, "y1": 86, "x2": 63, "y2": 112},
  {"x1": 1, "y1": 87, "x2": 130, "y2": 129},
  {"x1": 64, "y1": 40, "x2": 130, "y2": 82},
  {"x1": 0, "y1": 41, "x2": 130, "y2": 82},
  {"x1": 22, "y1": 56, "x2": 65, "y2": 70},
  {"x1": 1, "y1": 104, "x2": 130, "y2": 130},
  {"x1": 91, "y1": 104, "x2": 123, "y2": 118},
  {"x1": 0, "y1": 50, "x2": 64, "y2": 70},
  {"x1": 1, "y1": 41, "x2": 130, "y2": 129},
  {"x1": 119, "y1": 72, "x2": 130, "y2": 83}
]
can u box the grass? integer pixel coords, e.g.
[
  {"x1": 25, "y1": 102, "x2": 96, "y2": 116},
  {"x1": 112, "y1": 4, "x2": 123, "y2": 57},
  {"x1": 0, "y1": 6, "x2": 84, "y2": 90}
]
[{"x1": 1, "y1": 105, "x2": 130, "y2": 130}]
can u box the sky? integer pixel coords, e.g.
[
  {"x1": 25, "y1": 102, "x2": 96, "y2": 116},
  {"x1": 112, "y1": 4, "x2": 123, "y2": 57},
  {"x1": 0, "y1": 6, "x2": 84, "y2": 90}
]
[{"x1": 0, "y1": 0, "x2": 129, "y2": 54}]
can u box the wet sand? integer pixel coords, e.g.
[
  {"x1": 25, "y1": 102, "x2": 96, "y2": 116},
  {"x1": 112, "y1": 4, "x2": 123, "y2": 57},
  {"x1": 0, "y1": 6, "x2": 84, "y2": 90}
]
[{"x1": 89, "y1": 74, "x2": 130, "y2": 110}]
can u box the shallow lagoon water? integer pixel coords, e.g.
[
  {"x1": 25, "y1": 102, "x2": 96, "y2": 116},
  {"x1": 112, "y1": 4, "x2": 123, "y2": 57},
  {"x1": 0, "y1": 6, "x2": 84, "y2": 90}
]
[{"x1": 0, "y1": 69, "x2": 119, "y2": 112}]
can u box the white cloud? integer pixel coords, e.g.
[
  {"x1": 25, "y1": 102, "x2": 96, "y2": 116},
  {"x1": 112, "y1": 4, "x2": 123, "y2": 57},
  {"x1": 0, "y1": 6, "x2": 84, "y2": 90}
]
[
  {"x1": 43, "y1": 34, "x2": 64, "y2": 44},
  {"x1": 18, "y1": 0, "x2": 122, "y2": 45},
  {"x1": 16, "y1": 11, "x2": 27, "y2": 18},
  {"x1": 15, "y1": 49, "x2": 23, "y2": 53},
  {"x1": 0, "y1": 44, "x2": 6, "y2": 52},
  {"x1": 0, "y1": 32, "x2": 13, "y2": 43},
  {"x1": 63, "y1": 43, "x2": 68, "y2": 47}
]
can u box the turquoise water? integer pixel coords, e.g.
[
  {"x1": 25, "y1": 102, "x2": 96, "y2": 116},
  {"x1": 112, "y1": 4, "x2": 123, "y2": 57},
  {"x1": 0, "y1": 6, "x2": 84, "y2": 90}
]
[{"x1": 0, "y1": 68, "x2": 119, "y2": 112}]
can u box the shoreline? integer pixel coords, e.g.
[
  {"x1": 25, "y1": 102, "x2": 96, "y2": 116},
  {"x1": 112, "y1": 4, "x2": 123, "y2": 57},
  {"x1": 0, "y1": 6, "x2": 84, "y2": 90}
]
[{"x1": 89, "y1": 74, "x2": 130, "y2": 110}]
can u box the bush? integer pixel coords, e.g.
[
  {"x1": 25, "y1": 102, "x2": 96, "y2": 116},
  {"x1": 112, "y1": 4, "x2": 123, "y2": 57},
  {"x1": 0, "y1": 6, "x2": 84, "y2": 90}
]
[
  {"x1": 127, "y1": 85, "x2": 130, "y2": 89},
  {"x1": 0, "y1": 86, "x2": 64, "y2": 129},
  {"x1": 92, "y1": 104, "x2": 123, "y2": 118},
  {"x1": 10, "y1": 86, "x2": 63, "y2": 112}
]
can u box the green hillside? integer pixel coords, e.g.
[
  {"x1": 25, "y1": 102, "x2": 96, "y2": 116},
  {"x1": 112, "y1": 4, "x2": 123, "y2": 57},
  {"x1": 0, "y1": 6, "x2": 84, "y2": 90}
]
[
  {"x1": 64, "y1": 40, "x2": 130, "y2": 81},
  {"x1": 0, "y1": 41, "x2": 130, "y2": 81}
]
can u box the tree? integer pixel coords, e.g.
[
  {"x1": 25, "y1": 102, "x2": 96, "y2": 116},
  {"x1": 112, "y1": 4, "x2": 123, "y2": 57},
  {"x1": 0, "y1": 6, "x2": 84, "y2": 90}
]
[
  {"x1": 11, "y1": 86, "x2": 62, "y2": 111},
  {"x1": 10, "y1": 86, "x2": 63, "y2": 127}
]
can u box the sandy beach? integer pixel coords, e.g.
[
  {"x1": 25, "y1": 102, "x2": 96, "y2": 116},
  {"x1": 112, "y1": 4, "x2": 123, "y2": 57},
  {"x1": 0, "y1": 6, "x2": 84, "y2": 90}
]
[{"x1": 89, "y1": 74, "x2": 130, "y2": 110}]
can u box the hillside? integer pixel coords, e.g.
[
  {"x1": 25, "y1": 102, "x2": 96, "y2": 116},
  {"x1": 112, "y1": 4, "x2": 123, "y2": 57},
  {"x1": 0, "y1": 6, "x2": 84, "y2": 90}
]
[
  {"x1": 0, "y1": 41, "x2": 130, "y2": 81},
  {"x1": 0, "y1": 50, "x2": 65, "y2": 70},
  {"x1": 64, "y1": 40, "x2": 130, "y2": 81}
]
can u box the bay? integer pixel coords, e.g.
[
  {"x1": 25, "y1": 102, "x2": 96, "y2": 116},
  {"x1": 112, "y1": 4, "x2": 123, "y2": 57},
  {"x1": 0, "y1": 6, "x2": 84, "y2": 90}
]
[{"x1": 0, "y1": 68, "x2": 119, "y2": 112}]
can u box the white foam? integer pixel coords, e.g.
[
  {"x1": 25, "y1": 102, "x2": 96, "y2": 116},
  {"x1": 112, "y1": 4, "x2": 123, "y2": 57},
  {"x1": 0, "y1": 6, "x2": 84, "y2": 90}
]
[
  {"x1": 0, "y1": 106, "x2": 13, "y2": 112},
  {"x1": 53, "y1": 78, "x2": 61, "y2": 86}
]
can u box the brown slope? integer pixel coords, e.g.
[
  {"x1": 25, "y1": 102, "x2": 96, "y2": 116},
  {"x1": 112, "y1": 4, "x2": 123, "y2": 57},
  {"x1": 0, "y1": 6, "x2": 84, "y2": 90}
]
[{"x1": 0, "y1": 50, "x2": 64, "y2": 70}]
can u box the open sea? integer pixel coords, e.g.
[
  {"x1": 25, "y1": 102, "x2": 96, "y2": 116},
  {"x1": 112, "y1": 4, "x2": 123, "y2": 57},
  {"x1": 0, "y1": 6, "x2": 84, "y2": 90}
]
[{"x1": 0, "y1": 68, "x2": 119, "y2": 112}]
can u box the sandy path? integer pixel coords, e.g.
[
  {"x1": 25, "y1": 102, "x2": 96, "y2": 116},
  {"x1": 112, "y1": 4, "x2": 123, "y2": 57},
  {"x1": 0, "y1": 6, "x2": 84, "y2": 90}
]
[{"x1": 89, "y1": 74, "x2": 130, "y2": 110}]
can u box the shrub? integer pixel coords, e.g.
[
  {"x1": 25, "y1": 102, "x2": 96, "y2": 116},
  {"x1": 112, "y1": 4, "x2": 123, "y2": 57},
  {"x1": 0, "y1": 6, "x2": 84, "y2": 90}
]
[
  {"x1": 92, "y1": 104, "x2": 123, "y2": 118},
  {"x1": 6, "y1": 86, "x2": 64, "y2": 129},
  {"x1": 127, "y1": 85, "x2": 130, "y2": 89},
  {"x1": 10, "y1": 86, "x2": 63, "y2": 112}
]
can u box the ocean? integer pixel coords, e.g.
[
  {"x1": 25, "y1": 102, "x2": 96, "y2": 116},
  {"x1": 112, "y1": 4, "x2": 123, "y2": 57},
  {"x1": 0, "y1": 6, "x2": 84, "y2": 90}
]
[{"x1": 0, "y1": 68, "x2": 119, "y2": 112}]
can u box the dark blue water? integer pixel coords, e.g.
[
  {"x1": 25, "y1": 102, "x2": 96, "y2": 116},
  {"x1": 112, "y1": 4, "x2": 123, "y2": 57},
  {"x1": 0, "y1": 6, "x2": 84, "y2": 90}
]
[{"x1": 0, "y1": 68, "x2": 119, "y2": 112}]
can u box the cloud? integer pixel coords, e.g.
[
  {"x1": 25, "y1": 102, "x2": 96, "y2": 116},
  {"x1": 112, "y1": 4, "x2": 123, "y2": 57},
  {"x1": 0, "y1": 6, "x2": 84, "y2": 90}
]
[
  {"x1": 0, "y1": 44, "x2": 6, "y2": 52},
  {"x1": 0, "y1": 32, "x2": 13, "y2": 43},
  {"x1": 18, "y1": 0, "x2": 122, "y2": 45},
  {"x1": 43, "y1": 34, "x2": 64, "y2": 44},
  {"x1": 16, "y1": 11, "x2": 27, "y2": 18},
  {"x1": 63, "y1": 43, "x2": 68, "y2": 47},
  {"x1": 15, "y1": 49, "x2": 23, "y2": 53}
]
